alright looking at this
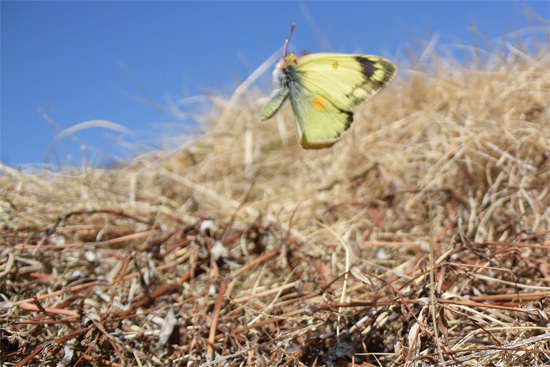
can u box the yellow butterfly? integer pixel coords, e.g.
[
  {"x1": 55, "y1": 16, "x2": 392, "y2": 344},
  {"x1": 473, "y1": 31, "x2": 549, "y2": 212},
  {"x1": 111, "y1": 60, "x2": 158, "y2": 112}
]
[{"x1": 261, "y1": 24, "x2": 397, "y2": 149}]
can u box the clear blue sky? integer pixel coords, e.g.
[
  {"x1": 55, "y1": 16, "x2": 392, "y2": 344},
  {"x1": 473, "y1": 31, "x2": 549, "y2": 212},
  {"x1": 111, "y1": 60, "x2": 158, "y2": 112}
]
[{"x1": 1, "y1": 1, "x2": 548, "y2": 168}]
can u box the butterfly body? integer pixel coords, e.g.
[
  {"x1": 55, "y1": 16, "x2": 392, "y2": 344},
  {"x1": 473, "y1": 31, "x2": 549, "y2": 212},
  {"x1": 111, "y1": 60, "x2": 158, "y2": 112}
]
[{"x1": 261, "y1": 27, "x2": 397, "y2": 149}]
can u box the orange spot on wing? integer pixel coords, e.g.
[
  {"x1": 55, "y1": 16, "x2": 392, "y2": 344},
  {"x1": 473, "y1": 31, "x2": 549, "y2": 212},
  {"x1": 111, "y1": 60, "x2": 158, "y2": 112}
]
[
  {"x1": 312, "y1": 95, "x2": 325, "y2": 110},
  {"x1": 332, "y1": 61, "x2": 339, "y2": 69}
]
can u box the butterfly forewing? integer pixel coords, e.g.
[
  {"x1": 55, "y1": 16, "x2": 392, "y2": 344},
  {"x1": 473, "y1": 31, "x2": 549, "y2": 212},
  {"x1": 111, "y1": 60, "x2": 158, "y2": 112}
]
[{"x1": 292, "y1": 53, "x2": 396, "y2": 112}]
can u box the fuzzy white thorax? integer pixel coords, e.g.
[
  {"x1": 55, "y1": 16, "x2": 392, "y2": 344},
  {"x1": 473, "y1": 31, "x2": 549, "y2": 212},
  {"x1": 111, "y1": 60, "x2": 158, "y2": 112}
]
[{"x1": 272, "y1": 59, "x2": 286, "y2": 87}]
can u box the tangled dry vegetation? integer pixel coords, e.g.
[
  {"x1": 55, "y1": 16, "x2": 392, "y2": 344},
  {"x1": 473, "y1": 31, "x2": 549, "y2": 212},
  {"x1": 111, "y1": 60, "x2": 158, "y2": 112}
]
[{"x1": 1, "y1": 28, "x2": 550, "y2": 366}]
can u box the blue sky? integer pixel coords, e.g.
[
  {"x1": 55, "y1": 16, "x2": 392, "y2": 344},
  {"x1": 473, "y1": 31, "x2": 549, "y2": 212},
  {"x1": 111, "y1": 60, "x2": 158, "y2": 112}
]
[{"x1": 1, "y1": 1, "x2": 548, "y2": 168}]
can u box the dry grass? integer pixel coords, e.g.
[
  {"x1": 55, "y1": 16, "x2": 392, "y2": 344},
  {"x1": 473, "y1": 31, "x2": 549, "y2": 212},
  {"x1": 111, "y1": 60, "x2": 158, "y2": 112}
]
[{"x1": 1, "y1": 25, "x2": 550, "y2": 366}]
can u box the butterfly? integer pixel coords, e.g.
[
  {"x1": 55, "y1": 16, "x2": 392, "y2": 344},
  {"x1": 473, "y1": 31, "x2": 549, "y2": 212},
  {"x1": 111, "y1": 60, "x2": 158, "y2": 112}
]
[{"x1": 260, "y1": 24, "x2": 397, "y2": 149}]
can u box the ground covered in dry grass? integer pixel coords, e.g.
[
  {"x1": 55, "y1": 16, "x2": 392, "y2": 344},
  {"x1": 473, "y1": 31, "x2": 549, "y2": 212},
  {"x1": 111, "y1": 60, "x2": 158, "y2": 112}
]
[{"x1": 1, "y1": 26, "x2": 550, "y2": 366}]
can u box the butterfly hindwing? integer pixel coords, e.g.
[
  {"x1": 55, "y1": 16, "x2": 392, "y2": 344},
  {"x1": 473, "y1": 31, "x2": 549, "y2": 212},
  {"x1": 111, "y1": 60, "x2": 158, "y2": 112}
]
[
  {"x1": 287, "y1": 74, "x2": 354, "y2": 149},
  {"x1": 260, "y1": 87, "x2": 290, "y2": 121}
]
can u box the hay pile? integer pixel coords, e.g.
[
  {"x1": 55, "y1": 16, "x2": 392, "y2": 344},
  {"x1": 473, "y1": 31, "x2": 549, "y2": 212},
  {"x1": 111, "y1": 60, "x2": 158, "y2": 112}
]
[{"x1": 1, "y1": 29, "x2": 550, "y2": 366}]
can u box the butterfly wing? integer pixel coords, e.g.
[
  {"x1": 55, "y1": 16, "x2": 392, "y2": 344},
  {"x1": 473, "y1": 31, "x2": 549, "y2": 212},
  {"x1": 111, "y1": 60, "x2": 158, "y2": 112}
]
[
  {"x1": 287, "y1": 75, "x2": 354, "y2": 149},
  {"x1": 292, "y1": 53, "x2": 396, "y2": 113},
  {"x1": 285, "y1": 53, "x2": 396, "y2": 148},
  {"x1": 260, "y1": 87, "x2": 290, "y2": 121}
]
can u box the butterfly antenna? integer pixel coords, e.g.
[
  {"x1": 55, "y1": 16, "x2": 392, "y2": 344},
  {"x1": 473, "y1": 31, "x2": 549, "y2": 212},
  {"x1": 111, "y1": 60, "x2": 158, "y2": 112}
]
[{"x1": 283, "y1": 23, "x2": 295, "y2": 56}]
